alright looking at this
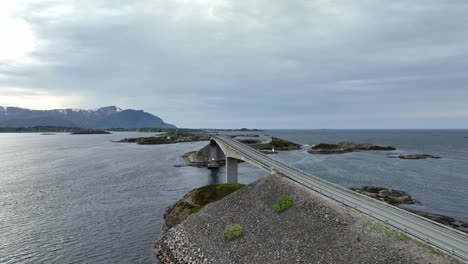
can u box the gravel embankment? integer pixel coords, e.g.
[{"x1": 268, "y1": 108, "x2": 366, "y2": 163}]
[{"x1": 155, "y1": 175, "x2": 460, "y2": 264}]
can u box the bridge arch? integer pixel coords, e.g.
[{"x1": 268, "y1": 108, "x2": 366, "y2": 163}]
[{"x1": 209, "y1": 136, "x2": 273, "y2": 183}]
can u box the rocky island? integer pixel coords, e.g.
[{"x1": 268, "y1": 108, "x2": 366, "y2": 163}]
[
  {"x1": 248, "y1": 137, "x2": 301, "y2": 151},
  {"x1": 116, "y1": 130, "x2": 210, "y2": 144},
  {"x1": 308, "y1": 142, "x2": 396, "y2": 154},
  {"x1": 180, "y1": 150, "x2": 217, "y2": 168},
  {"x1": 155, "y1": 175, "x2": 459, "y2": 263}
]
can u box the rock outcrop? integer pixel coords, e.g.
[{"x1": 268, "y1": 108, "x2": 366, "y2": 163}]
[{"x1": 350, "y1": 186, "x2": 416, "y2": 205}]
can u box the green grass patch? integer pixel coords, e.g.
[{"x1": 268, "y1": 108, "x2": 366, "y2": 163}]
[
  {"x1": 224, "y1": 224, "x2": 242, "y2": 240},
  {"x1": 175, "y1": 183, "x2": 245, "y2": 216},
  {"x1": 191, "y1": 183, "x2": 245, "y2": 205},
  {"x1": 273, "y1": 195, "x2": 294, "y2": 213}
]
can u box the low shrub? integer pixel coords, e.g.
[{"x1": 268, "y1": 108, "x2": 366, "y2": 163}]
[
  {"x1": 274, "y1": 195, "x2": 294, "y2": 213},
  {"x1": 224, "y1": 224, "x2": 242, "y2": 240}
]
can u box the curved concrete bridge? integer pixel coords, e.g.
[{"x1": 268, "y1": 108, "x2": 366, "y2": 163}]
[{"x1": 209, "y1": 135, "x2": 468, "y2": 262}]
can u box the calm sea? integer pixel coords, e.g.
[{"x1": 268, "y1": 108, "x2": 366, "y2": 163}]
[{"x1": 1, "y1": 130, "x2": 467, "y2": 263}]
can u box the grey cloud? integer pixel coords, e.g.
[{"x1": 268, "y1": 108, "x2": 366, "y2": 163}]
[{"x1": 1, "y1": 0, "x2": 467, "y2": 128}]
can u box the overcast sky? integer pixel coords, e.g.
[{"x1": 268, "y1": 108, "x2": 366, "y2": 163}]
[{"x1": 1, "y1": 1, "x2": 467, "y2": 128}]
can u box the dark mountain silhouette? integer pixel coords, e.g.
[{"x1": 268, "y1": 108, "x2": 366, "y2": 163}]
[{"x1": 0, "y1": 106, "x2": 176, "y2": 129}]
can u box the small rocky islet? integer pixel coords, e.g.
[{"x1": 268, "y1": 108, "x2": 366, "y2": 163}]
[
  {"x1": 307, "y1": 142, "x2": 396, "y2": 154},
  {"x1": 386, "y1": 153, "x2": 441, "y2": 159},
  {"x1": 308, "y1": 142, "x2": 442, "y2": 160},
  {"x1": 397, "y1": 154, "x2": 441, "y2": 159},
  {"x1": 247, "y1": 137, "x2": 301, "y2": 151}
]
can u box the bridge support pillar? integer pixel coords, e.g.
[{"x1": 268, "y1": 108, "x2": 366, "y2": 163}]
[
  {"x1": 208, "y1": 143, "x2": 219, "y2": 168},
  {"x1": 226, "y1": 157, "x2": 238, "y2": 183}
]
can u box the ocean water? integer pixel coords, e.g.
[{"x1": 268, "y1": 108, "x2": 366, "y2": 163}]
[
  {"x1": 0, "y1": 130, "x2": 467, "y2": 263},
  {"x1": 267, "y1": 130, "x2": 468, "y2": 222}
]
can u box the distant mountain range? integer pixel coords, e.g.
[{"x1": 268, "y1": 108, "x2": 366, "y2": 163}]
[{"x1": 0, "y1": 106, "x2": 176, "y2": 129}]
